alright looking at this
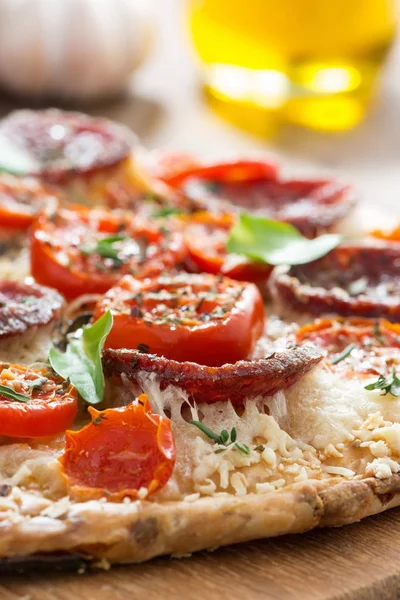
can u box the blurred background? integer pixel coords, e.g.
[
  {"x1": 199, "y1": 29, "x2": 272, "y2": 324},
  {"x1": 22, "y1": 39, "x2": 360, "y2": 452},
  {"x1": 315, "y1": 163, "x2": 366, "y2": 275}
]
[{"x1": 0, "y1": 0, "x2": 399, "y2": 209}]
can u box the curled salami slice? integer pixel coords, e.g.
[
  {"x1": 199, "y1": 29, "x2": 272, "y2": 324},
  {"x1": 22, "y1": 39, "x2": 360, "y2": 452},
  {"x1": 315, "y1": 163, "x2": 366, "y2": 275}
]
[
  {"x1": 102, "y1": 345, "x2": 323, "y2": 405},
  {"x1": 0, "y1": 280, "x2": 63, "y2": 339},
  {"x1": 271, "y1": 243, "x2": 400, "y2": 322},
  {"x1": 297, "y1": 317, "x2": 400, "y2": 378},
  {"x1": 0, "y1": 109, "x2": 136, "y2": 184},
  {"x1": 181, "y1": 172, "x2": 355, "y2": 237}
]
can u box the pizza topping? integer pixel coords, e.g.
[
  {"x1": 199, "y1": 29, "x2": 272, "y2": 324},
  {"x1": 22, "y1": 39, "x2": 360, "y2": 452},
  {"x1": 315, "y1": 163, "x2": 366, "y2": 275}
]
[
  {"x1": 183, "y1": 212, "x2": 273, "y2": 289},
  {"x1": 227, "y1": 213, "x2": 341, "y2": 266},
  {"x1": 102, "y1": 344, "x2": 323, "y2": 405},
  {"x1": 0, "y1": 363, "x2": 78, "y2": 438},
  {"x1": 0, "y1": 173, "x2": 58, "y2": 230},
  {"x1": 59, "y1": 395, "x2": 175, "y2": 500},
  {"x1": 297, "y1": 317, "x2": 400, "y2": 378},
  {"x1": 271, "y1": 243, "x2": 400, "y2": 321},
  {"x1": 190, "y1": 420, "x2": 250, "y2": 454},
  {"x1": 0, "y1": 109, "x2": 136, "y2": 183},
  {"x1": 0, "y1": 280, "x2": 63, "y2": 339},
  {"x1": 370, "y1": 224, "x2": 400, "y2": 242},
  {"x1": 161, "y1": 158, "x2": 278, "y2": 189},
  {"x1": 31, "y1": 205, "x2": 185, "y2": 299},
  {"x1": 364, "y1": 367, "x2": 400, "y2": 397},
  {"x1": 170, "y1": 159, "x2": 354, "y2": 237},
  {"x1": 93, "y1": 273, "x2": 265, "y2": 366},
  {"x1": 49, "y1": 310, "x2": 113, "y2": 406}
]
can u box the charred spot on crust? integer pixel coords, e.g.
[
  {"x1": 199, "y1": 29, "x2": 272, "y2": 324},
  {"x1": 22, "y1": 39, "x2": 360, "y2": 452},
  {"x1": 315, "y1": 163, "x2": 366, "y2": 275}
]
[
  {"x1": 102, "y1": 345, "x2": 323, "y2": 405},
  {"x1": 130, "y1": 517, "x2": 159, "y2": 547}
]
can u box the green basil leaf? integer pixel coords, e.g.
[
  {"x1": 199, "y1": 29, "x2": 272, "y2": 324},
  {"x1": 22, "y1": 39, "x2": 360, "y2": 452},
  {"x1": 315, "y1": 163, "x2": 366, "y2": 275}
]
[
  {"x1": 49, "y1": 310, "x2": 113, "y2": 405},
  {"x1": 226, "y1": 213, "x2": 342, "y2": 266},
  {"x1": 80, "y1": 235, "x2": 127, "y2": 262},
  {"x1": 152, "y1": 207, "x2": 185, "y2": 219},
  {"x1": 0, "y1": 384, "x2": 30, "y2": 403},
  {"x1": 0, "y1": 134, "x2": 39, "y2": 175}
]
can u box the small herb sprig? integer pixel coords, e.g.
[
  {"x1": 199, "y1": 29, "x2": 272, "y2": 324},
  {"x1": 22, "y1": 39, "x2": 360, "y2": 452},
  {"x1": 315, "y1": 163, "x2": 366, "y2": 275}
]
[
  {"x1": 0, "y1": 384, "x2": 30, "y2": 403},
  {"x1": 331, "y1": 343, "x2": 356, "y2": 365},
  {"x1": 364, "y1": 366, "x2": 400, "y2": 397},
  {"x1": 189, "y1": 420, "x2": 250, "y2": 455}
]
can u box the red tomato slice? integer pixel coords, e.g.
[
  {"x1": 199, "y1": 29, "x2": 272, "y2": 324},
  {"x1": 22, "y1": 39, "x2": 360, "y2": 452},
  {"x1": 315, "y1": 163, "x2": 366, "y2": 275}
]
[
  {"x1": 59, "y1": 395, "x2": 175, "y2": 500},
  {"x1": 297, "y1": 317, "x2": 400, "y2": 378},
  {"x1": 162, "y1": 158, "x2": 278, "y2": 188},
  {"x1": 93, "y1": 273, "x2": 265, "y2": 367},
  {"x1": 0, "y1": 363, "x2": 78, "y2": 438},
  {"x1": 31, "y1": 205, "x2": 186, "y2": 299},
  {"x1": 183, "y1": 212, "x2": 273, "y2": 288},
  {"x1": 0, "y1": 174, "x2": 57, "y2": 230}
]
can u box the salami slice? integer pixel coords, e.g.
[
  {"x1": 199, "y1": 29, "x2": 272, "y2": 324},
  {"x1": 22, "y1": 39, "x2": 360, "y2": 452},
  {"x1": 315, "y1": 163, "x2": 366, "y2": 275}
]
[
  {"x1": 0, "y1": 109, "x2": 136, "y2": 185},
  {"x1": 102, "y1": 345, "x2": 323, "y2": 405},
  {"x1": 271, "y1": 243, "x2": 400, "y2": 322},
  {"x1": 0, "y1": 280, "x2": 63, "y2": 339},
  {"x1": 182, "y1": 176, "x2": 356, "y2": 238}
]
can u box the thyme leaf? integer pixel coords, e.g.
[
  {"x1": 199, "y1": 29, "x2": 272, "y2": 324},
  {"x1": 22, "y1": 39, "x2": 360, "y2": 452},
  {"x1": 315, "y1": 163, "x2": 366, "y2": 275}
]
[
  {"x1": 189, "y1": 421, "x2": 250, "y2": 453},
  {"x1": 331, "y1": 343, "x2": 356, "y2": 365}
]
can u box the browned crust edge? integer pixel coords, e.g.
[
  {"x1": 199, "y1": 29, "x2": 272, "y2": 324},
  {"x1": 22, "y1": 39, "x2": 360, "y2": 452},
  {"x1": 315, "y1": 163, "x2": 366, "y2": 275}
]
[{"x1": 1, "y1": 474, "x2": 400, "y2": 565}]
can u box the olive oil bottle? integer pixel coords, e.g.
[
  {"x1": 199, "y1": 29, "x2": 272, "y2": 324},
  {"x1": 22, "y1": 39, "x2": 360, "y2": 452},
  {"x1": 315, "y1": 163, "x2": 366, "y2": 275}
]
[{"x1": 187, "y1": 0, "x2": 397, "y2": 133}]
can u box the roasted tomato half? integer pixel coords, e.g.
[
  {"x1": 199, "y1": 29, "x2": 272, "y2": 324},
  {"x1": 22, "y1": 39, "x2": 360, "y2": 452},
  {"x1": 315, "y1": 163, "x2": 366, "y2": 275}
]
[
  {"x1": 31, "y1": 205, "x2": 186, "y2": 299},
  {"x1": 160, "y1": 157, "x2": 278, "y2": 189},
  {"x1": 0, "y1": 363, "x2": 78, "y2": 438},
  {"x1": 0, "y1": 174, "x2": 58, "y2": 230},
  {"x1": 271, "y1": 243, "x2": 400, "y2": 322},
  {"x1": 297, "y1": 317, "x2": 400, "y2": 379},
  {"x1": 182, "y1": 212, "x2": 273, "y2": 290},
  {"x1": 93, "y1": 273, "x2": 265, "y2": 366},
  {"x1": 170, "y1": 159, "x2": 354, "y2": 238},
  {"x1": 60, "y1": 395, "x2": 175, "y2": 500}
]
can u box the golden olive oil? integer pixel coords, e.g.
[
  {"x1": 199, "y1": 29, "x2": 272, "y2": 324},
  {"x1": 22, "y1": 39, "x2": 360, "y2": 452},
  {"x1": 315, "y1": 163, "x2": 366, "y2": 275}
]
[{"x1": 187, "y1": 0, "x2": 397, "y2": 132}]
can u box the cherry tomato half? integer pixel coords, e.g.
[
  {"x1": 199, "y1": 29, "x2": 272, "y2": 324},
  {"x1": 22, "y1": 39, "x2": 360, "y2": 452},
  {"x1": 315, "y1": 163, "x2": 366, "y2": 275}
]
[
  {"x1": 182, "y1": 212, "x2": 273, "y2": 289},
  {"x1": 93, "y1": 272, "x2": 265, "y2": 367},
  {"x1": 31, "y1": 205, "x2": 186, "y2": 299},
  {"x1": 0, "y1": 363, "x2": 78, "y2": 438},
  {"x1": 0, "y1": 174, "x2": 57, "y2": 230},
  {"x1": 297, "y1": 317, "x2": 400, "y2": 378},
  {"x1": 60, "y1": 395, "x2": 175, "y2": 500}
]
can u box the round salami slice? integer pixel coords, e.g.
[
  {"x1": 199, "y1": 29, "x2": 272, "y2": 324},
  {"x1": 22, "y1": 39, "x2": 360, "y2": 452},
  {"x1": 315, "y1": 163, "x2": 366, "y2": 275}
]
[
  {"x1": 182, "y1": 175, "x2": 356, "y2": 238},
  {"x1": 102, "y1": 345, "x2": 323, "y2": 405},
  {"x1": 297, "y1": 317, "x2": 400, "y2": 378},
  {"x1": 0, "y1": 109, "x2": 136, "y2": 185},
  {"x1": 0, "y1": 280, "x2": 63, "y2": 339},
  {"x1": 271, "y1": 243, "x2": 400, "y2": 322}
]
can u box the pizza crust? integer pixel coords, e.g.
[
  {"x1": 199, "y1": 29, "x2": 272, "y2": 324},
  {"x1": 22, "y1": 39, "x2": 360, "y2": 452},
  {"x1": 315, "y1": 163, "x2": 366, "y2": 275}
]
[{"x1": 1, "y1": 474, "x2": 400, "y2": 564}]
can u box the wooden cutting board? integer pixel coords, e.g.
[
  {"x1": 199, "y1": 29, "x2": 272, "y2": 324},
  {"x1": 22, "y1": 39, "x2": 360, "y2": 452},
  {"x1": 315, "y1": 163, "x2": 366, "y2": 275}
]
[{"x1": 1, "y1": 508, "x2": 399, "y2": 600}]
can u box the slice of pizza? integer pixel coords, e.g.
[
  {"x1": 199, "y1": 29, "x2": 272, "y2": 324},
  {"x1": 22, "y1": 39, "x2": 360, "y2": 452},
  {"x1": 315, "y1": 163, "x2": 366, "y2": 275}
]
[{"x1": 0, "y1": 110, "x2": 399, "y2": 569}]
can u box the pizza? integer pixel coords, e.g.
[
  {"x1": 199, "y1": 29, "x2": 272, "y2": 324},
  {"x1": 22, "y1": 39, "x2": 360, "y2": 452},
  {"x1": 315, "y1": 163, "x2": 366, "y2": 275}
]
[{"x1": 0, "y1": 108, "x2": 400, "y2": 570}]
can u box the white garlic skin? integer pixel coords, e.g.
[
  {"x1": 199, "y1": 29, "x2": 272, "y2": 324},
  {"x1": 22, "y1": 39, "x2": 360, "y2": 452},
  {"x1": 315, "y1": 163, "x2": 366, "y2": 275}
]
[{"x1": 0, "y1": 0, "x2": 154, "y2": 101}]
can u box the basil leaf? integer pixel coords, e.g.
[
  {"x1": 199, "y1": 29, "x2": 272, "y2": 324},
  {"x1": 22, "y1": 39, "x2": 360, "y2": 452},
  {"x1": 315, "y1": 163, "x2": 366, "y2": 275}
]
[
  {"x1": 0, "y1": 384, "x2": 30, "y2": 403},
  {"x1": 80, "y1": 235, "x2": 127, "y2": 263},
  {"x1": 153, "y1": 207, "x2": 184, "y2": 219},
  {"x1": 0, "y1": 134, "x2": 39, "y2": 175},
  {"x1": 49, "y1": 310, "x2": 113, "y2": 405},
  {"x1": 226, "y1": 213, "x2": 342, "y2": 266}
]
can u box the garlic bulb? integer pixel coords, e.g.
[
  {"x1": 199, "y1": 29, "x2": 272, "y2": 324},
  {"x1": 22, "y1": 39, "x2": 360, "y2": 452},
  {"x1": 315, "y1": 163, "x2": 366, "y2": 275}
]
[{"x1": 0, "y1": 0, "x2": 154, "y2": 100}]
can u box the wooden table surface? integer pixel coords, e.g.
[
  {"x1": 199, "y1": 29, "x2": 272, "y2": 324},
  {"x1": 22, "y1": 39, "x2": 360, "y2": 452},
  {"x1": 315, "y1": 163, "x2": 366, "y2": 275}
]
[{"x1": 1, "y1": 1, "x2": 400, "y2": 599}]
